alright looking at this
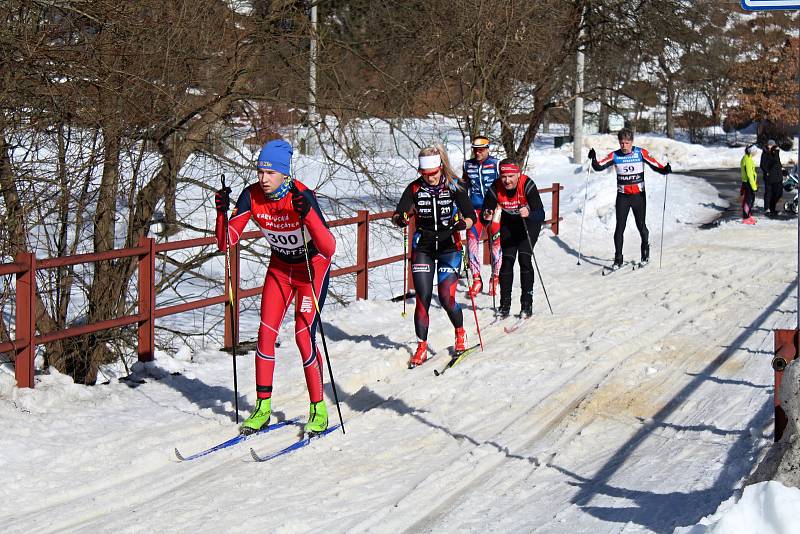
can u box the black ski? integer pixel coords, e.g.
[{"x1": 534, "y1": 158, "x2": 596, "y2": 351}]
[{"x1": 601, "y1": 262, "x2": 628, "y2": 276}]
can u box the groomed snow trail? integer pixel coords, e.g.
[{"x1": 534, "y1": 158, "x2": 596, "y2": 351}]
[{"x1": 1, "y1": 216, "x2": 795, "y2": 533}]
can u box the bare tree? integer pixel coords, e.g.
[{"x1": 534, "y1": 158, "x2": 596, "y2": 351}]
[{"x1": 0, "y1": 0, "x2": 313, "y2": 383}]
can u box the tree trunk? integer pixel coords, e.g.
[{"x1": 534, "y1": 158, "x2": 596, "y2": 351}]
[
  {"x1": 599, "y1": 98, "x2": 610, "y2": 134},
  {"x1": 0, "y1": 131, "x2": 65, "y2": 371},
  {"x1": 665, "y1": 78, "x2": 676, "y2": 139}
]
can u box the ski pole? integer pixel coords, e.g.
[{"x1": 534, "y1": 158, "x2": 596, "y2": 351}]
[
  {"x1": 221, "y1": 174, "x2": 240, "y2": 424},
  {"x1": 402, "y1": 222, "x2": 408, "y2": 318},
  {"x1": 461, "y1": 247, "x2": 484, "y2": 351},
  {"x1": 487, "y1": 211, "x2": 500, "y2": 312},
  {"x1": 298, "y1": 210, "x2": 345, "y2": 435},
  {"x1": 488, "y1": 228, "x2": 496, "y2": 311},
  {"x1": 659, "y1": 172, "x2": 669, "y2": 269},
  {"x1": 522, "y1": 219, "x2": 553, "y2": 315},
  {"x1": 577, "y1": 166, "x2": 590, "y2": 265}
]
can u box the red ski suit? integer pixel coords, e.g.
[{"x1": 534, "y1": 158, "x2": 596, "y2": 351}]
[{"x1": 216, "y1": 180, "x2": 335, "y2": 402}]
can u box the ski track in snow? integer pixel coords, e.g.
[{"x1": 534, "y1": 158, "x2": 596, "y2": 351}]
[{"x1": 1, "y1": 183, "x2": 797, "y2": 530}]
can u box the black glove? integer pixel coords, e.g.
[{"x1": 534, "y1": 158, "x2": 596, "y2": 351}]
[
  {"x1": 291, "y1": 186, "x2": 310, "y2": 217},
  {"x1": 451, "y1": 219, "x2": 467, "y2": 232},
  {"x1": 215, "y1": 187, "x2": 232, "y2": 214},
  {"x1": 391, "y1": 212, "x2": 409, "y2": 227},
  {"x1": 663, "y1": 163, "x2": 672, "y2": 175},
  {"x1": 588, "y1": 148, "x2": 596, "y2": 161}
]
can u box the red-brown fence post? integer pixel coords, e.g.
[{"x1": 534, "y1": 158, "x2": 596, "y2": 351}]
[
  {"x1": 551, "y1": 182, "x2": 561, "y2": 235},
  {"x1": 224, "y1": 243, "x2": 241, "y2": 349},
  {"x1": 356, "y1": 210, "x2": 369, "y2": 300},
  {"x1": 137, "y1": 236, "x2": 155, "y2": 362},
  {"x1": 773, "y1": 328, "x2": 798, "y2": 442},
  {"x1": 15, "y1": 251, "x2": 36, "y2": 388}
]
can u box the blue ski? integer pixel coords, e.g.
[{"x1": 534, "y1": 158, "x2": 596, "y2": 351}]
[
  {"x1": 174, "y1": 417, "x2": 302, "y2": 461},
  {"x1": 249, "y1": 424, "x2": 342, "y2": 462}
]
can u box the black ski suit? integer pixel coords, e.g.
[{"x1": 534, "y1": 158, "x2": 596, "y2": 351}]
[
  {"x1": 482, "y1": 175, "x2": 545, "y2": 314},
  {"x1": 394, "y1": 177, "x2": 476, "y2": 341}
]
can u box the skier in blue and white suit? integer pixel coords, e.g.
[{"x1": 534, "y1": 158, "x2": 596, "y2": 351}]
[{"x1": 462, "y1": 135, "x2": 502, "y2": 297}]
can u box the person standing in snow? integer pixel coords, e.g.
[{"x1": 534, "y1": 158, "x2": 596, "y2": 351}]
[
  {"x1": 214, "y1": 139, "x2": 336, "y2": 435},
  {"x1": 391, "y1": 145, "x2": 477, "y2": 368},
  {"x1": 759, "y1": 138, "x2": 776, "y2": 212},
  {"x1": 740, "y1": 144, "x2": 758, "y2": 224},
  {"x1": 462, "y1": 135, "x2": 502, "y2": 298},
  {"x1": 480, "y1": 159, "x2": 545, "y2": 319},
  {"x1": 588, "y1": 128, "x2": 671, "y2": 268},
  {"x1": 765, "y1": 143, "x2": 784, "y2": 216}
]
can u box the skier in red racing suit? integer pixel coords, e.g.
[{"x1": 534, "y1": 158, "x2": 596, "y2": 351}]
[{"x1": 215, "y1": 139, "x2": 336, "y2": 435}]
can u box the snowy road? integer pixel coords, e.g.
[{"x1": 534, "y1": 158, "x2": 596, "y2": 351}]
[{"x1": 2, "y1": 212, "x2": 795, "y2": 533}]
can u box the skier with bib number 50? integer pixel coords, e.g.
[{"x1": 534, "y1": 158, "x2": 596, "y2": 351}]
[
  {"x1": 391, "y1": 145, "x2": 477, "y2": 368},
  {"x1": 214, "y1": 139, "x2": 336, "y2": 435},
  {"x1": 588, "y1": 128, "x2": 671, "y2": 270}
]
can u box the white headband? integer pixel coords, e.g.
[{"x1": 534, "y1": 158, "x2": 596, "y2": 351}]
[{"x1": 418, "y1": 154, "x2": 441, "y2": 170}]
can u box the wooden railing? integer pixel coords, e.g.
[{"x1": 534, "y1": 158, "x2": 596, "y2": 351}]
[{"x1": 1, "y1": 183, "x2": 563, "y2": 388}]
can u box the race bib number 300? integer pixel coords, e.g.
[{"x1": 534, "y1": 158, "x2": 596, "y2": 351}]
[{"x1": 262, "y1": 227, "x2": 304, "y2": 254}]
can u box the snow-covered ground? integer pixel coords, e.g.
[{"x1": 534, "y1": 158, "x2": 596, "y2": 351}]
[{"x1": 2, "y1": 133, "x2": 800, "y2": 533}]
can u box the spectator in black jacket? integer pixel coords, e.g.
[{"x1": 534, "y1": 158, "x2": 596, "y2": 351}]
[{"x1": 765, "y1": 143, "x2": 784, "y2": 216}]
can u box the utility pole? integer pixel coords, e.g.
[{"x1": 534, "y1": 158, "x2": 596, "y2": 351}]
[
  {"x1": 304, "y1": 1, "x2": 318, "y2": 155},
  {"x1": 309, "y1": 2, "x2": 318, "y2": 125},
  {"x1": 573, "y1": 11, "x2": 585, "y2": 164}
]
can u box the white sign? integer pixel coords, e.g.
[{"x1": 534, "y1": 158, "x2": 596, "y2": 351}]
[{"x1": 741, "y1": 0, "x2": 800, "y2": 9}]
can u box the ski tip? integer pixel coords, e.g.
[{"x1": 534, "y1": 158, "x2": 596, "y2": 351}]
[
  {"x1": 174, "y1": 448, "x2": 186, "y2": 461},
  {"x1": 250, "y1": 447, "x2": 264, "y2": 462},
  {"x1": 433, "y1": 369, "x2": 442, "y2": 376}
]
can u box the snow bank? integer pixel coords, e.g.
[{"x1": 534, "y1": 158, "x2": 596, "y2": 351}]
[{"x1": 674, "y1": 481, "x2": 800, "y2": 534}]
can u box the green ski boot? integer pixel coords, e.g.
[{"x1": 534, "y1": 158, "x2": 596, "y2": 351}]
[
  {"x1": 240, "y1": 398, "x2": 272, "y2": 435},
  {"x1": 304, "y1": 400, "x2": 328, "y2": 435}
]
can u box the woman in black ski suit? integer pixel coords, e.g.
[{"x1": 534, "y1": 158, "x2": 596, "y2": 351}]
[{"x1": 392, "y1": 145, "x2": 476, "y2": 368}]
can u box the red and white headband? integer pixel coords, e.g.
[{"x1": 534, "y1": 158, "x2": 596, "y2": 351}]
[
  {"x1": 500, "y1": 162, "x2": 521, "y2": 175},
  {"x1": 418, "y1": 154, "x2": 441, "y2": 175}
]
